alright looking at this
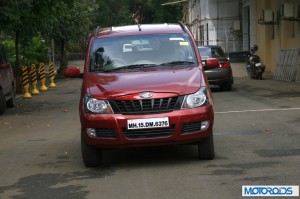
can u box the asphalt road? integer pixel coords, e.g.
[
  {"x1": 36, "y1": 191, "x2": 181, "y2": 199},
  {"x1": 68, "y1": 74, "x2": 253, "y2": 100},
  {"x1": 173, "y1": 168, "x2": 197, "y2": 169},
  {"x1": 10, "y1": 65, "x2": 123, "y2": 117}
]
[{"x1": 0, "y1": 74, "x2": 299, "y2": 199}]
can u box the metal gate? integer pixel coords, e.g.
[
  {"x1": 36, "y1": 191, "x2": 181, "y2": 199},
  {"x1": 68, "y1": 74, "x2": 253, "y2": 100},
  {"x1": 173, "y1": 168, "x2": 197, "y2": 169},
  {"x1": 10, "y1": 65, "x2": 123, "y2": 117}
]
[{"x1": 273, "y1": 48, "x2": 300, "y2": 82}]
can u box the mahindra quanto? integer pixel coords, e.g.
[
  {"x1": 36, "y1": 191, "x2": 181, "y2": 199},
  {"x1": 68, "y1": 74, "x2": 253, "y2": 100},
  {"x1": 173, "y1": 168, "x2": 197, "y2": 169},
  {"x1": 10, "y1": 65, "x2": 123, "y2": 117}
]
[{"x1": 65, "y1": 22, "x2": 217, "y2": 167}]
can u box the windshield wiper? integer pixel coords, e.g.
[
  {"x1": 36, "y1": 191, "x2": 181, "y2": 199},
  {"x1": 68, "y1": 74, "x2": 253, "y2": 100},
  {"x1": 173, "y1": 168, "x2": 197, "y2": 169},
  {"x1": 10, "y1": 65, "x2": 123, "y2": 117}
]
[
  {"x1": 100, "y1": 64, "x2": 159, "y2": 72},
  {"x1": 159, "y1": 61, "x2": 195, "y2": 66},
  {"x1": 125, "y1": 64, "x2": 159, "y2": 69}
]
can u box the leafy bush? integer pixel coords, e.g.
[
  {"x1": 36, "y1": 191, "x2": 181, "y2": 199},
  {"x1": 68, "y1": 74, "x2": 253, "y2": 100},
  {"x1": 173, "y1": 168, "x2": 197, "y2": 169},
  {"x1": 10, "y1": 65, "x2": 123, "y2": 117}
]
[
  {"x1": 2, "y1": 35, "x2": 48, "y2": 68},
  {"x1": 2, "y1": 39, "x2": 17, "y2": 68},
  {"x1": 68, "y1": 42, "x2": 83, "y2": 53},
  {"x1": 23, "y1": 35, "x2": 48, "y2": 65}
]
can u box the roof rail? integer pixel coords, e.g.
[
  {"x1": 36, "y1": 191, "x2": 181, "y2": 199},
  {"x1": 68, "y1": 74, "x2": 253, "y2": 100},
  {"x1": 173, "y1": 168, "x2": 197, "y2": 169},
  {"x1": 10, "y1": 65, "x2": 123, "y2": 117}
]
[
  {"x1": 178, "y1": 21, "x2": 188, "y2": 33},
  {"x1": 94, "y1": 26, "x2": 100, "y2": 37}
]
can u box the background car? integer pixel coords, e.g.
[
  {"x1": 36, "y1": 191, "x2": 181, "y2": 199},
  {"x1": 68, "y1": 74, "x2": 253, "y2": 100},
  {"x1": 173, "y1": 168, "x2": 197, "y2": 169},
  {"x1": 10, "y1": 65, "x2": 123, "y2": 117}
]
[
  {"x1": 198, "y1": 45, "x2": 233, "y2": 91},
  {"x1": 0, "y1": 43, "x2": 16, "y2": 114}
]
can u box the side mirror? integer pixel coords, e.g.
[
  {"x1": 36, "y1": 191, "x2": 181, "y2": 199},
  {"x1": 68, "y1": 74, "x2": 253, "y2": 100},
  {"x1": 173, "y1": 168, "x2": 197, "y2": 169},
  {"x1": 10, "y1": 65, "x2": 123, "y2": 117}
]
[
  {"x1": 64, "y1": 67, "x2": 82, "y2": 78},
  {"x1": 0, "y1": 63, "x2": 10, "y2": 69}
]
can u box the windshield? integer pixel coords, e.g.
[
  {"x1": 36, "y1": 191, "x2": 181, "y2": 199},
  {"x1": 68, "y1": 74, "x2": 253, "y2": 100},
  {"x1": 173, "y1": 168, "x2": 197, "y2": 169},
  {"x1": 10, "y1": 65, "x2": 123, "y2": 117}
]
[
  {"x1": 199, "y1": 46, "x2": 226, "y2": 59},
  {"x1": 89, "y1": 33, "x2": 197, "y2": 72}
]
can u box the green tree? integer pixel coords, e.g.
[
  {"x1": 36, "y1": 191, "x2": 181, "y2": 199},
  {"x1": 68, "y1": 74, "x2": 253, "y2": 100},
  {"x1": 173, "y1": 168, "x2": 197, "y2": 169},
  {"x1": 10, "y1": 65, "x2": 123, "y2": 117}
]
[
  {"x1": 44, "y1": 0, "x2": 97, "y2": 75},
  {"x1": 0, "y1": 0, "x2": 96, "y2": 78},
  {"x1": 94, "y1": 0, "x2": 133, "y2": 27},
  {"x1": 0, "y1": 0, "x2": 36, "y2": 91},
  {"x1": 145, "y1": 0, "x2": 184, "y2": 23},
  {"x1": 0, "y1": 0, "x2": 183, "y2": 83},
  {"x1": 23, "y1": 35, "x2": 48, "y2": 66},
  {"x1": 92, "y1": 0, "x2": 183, "y2": 27}
]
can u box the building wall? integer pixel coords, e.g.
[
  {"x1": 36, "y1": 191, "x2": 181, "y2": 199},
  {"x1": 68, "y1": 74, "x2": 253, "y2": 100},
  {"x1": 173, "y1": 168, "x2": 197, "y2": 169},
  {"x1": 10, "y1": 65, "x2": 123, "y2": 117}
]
[
  {"x1": 187, "y1": 0, "x2": 300, "y2": 73},
  {"x1": 187, "y1": 0, "x2": 242, "y2": 52},
  {"x1": 242, "y1": 0, "x2": 256, "y2": 51},
  {"x1": 256, "y1": 0, "x2": 300, "y2": 73},
  {"x1": 188, "y1": 0, "x2": 201, "y2": 42},
  {"x1": 201, "y1": 0, "x2": 241, "y2": 52}
]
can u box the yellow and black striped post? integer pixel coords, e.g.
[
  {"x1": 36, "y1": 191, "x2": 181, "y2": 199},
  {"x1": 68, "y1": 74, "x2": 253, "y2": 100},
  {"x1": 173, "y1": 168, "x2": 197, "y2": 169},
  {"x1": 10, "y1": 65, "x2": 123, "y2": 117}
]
[
  {"x1": 48, "y1": 62, "x2": 56, "y2": 88},
  {"x1": 30, "y1": 64, "x2": 39, "y2": 95},
  {"x1": 39, "y1": 62, "x2": 48, "y2": 91},
  {"x1": 22, "y1": 66, "x2": 32, "y2": 99}
]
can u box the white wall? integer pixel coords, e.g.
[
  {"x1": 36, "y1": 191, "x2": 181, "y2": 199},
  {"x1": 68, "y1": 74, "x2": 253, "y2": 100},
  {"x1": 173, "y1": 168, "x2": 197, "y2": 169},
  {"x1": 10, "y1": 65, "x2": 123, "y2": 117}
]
[{"x1": 198, "y1": 0, "x2": 242, "y2": 52}]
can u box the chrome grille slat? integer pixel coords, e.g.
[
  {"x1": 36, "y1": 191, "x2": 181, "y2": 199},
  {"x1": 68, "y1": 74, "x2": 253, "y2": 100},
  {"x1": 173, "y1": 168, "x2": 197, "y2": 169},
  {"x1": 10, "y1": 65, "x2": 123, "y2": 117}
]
[{"x1": 110, "y1": 97, "x2": 179, "y2": 114}]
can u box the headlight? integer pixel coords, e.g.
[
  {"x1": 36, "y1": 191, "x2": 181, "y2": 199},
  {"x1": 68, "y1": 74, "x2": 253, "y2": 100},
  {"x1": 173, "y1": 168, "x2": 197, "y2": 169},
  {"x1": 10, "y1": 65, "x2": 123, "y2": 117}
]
[
  {"x1": 182, "y1": 87, "x2": 208, "y2": 109},
  {"x1": 84, "y1": 95, "x2": 113, "y2": 113}
]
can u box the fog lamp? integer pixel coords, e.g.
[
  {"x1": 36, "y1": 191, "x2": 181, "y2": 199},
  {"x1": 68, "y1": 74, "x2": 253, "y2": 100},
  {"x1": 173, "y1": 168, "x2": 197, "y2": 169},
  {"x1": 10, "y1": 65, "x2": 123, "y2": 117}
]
[
  {"x1": 201, "y1": 121, "x2": 209, "y2": 130},
  {"x1": 87, "y1": 128, "x2": 96, "y2": 137}
]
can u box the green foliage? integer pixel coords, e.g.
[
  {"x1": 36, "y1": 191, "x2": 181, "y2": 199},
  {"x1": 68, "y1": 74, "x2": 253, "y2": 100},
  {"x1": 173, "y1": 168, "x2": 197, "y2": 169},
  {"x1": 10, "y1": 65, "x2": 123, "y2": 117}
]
[
  {"x1": 22, "y1": 35, "x2": 48, "y2": 65},
  {"x1": 2, "y1": 36, "x2": 48, "y2": 67},
  {"x1": 68, "y1": 42, "x2": 83, "y2": 53},
  {"x1": 95, "y1": 0, "x2": 133, "y2": 27},
  {"x1": 1, "y1": 0, "x2": 183, "y2": 45},
  {"x1": 93, "y1": 0, "x2": 183, "y2": 27},
  {"x1": 0, "y1": 0, "x2": 183, "y2": 66},
  {"x1": 2, "y1": 40, "x2": 17, "y2": 67},
  {"x1": 0, "y1": 0, "x2": 32, "y2": 32}
]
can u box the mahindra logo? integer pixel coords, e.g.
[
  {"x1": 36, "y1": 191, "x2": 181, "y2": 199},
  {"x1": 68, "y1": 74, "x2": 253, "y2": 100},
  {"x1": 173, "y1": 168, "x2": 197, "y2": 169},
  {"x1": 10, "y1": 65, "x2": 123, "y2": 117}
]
[{"x1": 140, "y1": 92, "x2": 153, "y2": 98}]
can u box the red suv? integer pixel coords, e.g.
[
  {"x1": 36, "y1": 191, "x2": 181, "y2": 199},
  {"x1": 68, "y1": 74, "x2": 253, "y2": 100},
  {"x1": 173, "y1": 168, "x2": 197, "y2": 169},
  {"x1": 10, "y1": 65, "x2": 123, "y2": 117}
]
[
  {"x1": 0, "y1": 44, "x2": 16, "y2": 114},
  {"x1": 66, "y1": 23, "x2": 216, "y2": 166}
]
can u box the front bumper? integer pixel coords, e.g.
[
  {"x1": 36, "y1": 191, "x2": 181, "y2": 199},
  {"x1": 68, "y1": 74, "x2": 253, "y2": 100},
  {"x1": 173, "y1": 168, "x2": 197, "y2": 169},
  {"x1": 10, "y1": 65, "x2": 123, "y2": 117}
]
[{"x1": 80, "y1": 105, "x2": 214, "y2": 148}]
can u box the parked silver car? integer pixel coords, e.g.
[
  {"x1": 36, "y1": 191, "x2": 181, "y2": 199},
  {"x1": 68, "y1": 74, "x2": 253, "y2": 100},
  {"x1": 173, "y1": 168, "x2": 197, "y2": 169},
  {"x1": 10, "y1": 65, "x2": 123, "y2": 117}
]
[{"x1": 0, "y1": 44, "x2": 16, "y2": 114}]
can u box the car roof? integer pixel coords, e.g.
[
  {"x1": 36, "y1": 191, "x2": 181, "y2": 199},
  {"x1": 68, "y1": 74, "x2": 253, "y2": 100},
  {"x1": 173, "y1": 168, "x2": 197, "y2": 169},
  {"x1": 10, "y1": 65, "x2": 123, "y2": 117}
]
[{"x1": 93, "y1": 23, "x2": 186, "y2": 38}]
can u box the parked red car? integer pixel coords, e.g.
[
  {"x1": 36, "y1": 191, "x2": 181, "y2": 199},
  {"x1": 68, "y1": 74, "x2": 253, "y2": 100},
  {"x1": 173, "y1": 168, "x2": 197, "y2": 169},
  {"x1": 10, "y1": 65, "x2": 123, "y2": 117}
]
[{"x1": 66, "y1": 23, "x2": 217, "y2": 166}]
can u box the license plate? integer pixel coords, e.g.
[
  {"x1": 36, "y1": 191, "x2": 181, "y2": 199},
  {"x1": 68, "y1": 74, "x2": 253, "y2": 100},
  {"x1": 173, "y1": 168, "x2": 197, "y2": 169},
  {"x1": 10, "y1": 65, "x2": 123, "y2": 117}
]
[
  {"x1": 127, "y1": 117, "x2": 169, "y2": 130},
  {"x1": 255, "y1": 63, "x2": 262, "y2": 67}
]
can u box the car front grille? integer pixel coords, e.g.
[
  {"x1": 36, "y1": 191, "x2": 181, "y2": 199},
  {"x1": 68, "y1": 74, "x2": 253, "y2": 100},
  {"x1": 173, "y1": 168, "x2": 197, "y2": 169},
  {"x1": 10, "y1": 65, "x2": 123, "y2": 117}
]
[
  {"x1": 122, "y1": 125, "x2": 175, "y2": 138},
  {"x1": 109, "y1": 97, "x2": 183, "y2": 114}
]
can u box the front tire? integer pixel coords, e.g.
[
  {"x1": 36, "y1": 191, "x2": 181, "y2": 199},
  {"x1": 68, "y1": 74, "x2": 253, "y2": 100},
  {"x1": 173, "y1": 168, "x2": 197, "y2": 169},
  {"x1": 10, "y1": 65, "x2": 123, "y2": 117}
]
[
  {"x1": 0, "y1": 90, "x2": 7, "y2": 114},
  {"x1": 7, "y1": 85, "x2": 16, "y2": 108},
  {"x1": 198, "y1": 134, "x2": 215, "y2": 160},
  {"x1": 252, "y1": 68, "x2": 260, "y2": 79},
  {"x1": 81, "y1": 134, "x2": 102, "y2": 167},
  {"x1": 258, "y1": 73, "x2": 263, "y2": 80}
]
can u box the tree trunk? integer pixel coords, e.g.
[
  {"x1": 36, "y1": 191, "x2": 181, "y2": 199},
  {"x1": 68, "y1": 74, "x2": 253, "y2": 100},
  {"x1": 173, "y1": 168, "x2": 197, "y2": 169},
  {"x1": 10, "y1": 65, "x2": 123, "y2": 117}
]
[
  {"x1": 57, "y1": 38, "x2": 68, "y2": 76},
  {"x1": 14, "y1": 30, "x2": 22, "y2": 94}
]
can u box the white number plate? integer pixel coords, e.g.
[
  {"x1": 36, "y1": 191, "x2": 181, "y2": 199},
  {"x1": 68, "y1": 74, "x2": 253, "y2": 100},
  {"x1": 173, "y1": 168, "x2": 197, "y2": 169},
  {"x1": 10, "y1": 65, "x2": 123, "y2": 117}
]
[
  {"x1": 255, "y1": 63, "x2": 262, "y2": 67},
  {"x1": 127, "y1": 117, "x2": 169, "y2": 130}
]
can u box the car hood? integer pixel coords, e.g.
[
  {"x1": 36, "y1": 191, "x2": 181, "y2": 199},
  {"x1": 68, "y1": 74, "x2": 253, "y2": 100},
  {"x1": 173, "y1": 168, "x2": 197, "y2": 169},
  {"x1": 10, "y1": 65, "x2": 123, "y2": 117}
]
[{"x1": 85, "y1": 67, "x2": 204, "y2": 99}]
